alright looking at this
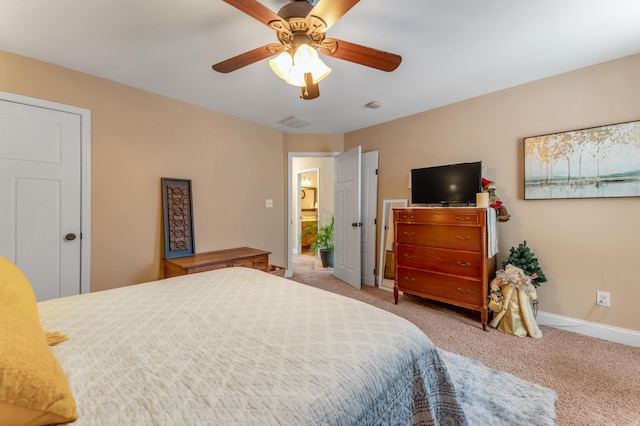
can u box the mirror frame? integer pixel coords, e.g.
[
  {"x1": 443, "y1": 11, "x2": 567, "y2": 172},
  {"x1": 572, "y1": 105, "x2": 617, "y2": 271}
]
[{"x1": 377, "y1": 199, "x2": 408, "y2": 291}]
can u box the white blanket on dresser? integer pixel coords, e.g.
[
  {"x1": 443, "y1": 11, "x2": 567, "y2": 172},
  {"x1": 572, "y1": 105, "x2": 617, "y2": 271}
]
[{"x1": 38, "y1": 267, "x2": 467, "y2": 425}]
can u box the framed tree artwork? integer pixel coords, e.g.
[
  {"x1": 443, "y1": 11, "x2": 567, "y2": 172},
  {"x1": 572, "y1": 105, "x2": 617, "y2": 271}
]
[
  {"x1": 524, "y1": 119, "x2": 640, "y2": 200},
  {"x1": 161, "y1": 178, "x2": 195, "y2": 259}
]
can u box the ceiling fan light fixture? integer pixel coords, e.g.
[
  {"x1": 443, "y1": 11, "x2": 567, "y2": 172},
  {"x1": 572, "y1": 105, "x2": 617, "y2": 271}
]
[
  {"x1": 293, "y1": 44, "x2": 316, "y2": 66},
  {"x1": 270, "y1": 43, "x2": 331, "y2": 87},
  {"x1": 293, "y1": 45, "x2": 331, "y2": 83},
  {"x1": 306, "y1": 55, "x2": 331, "y2": 84},
  {"x1": 269, "y1": 51, "x2": 293, "y2": 81},
  {"x1": 286, "y1": 63, "x2": 307, "y2": 87}
]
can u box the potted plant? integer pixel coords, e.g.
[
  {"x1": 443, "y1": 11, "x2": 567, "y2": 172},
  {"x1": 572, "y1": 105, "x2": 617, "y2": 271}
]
[
  {"x1": 300, "y1": 216, "x2": 334, "y2": 267},
  {"x1": 502, "y1": 240, "x2": 547, "y2": 287}
]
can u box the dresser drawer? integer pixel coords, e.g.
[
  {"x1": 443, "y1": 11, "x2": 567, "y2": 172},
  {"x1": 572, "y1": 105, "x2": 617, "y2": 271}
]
[
  {"x1": 396, "y1": 245, "x2": 482, "y2": 278},
  {"x1": 230, "y1": 260, "x2": 255, "y2": 268},
  {"x1": 396, "y1": 267, "x2": 484, "y2": 306},
  {"x1": 396, "y1": 224, "x2": 482, "y2": 251},
  {"x1": 395, "y1": 209, "x2": 481, "y2": 225},
  {"x1": 230, "y1": 256, "x2": 268, "y2": 271},
  {"x1": 251, "y1": 257, "x2": 269, "y2": 271},
  {"x1": 191, "y1": 263, "x2": 227, "y2": 274}
]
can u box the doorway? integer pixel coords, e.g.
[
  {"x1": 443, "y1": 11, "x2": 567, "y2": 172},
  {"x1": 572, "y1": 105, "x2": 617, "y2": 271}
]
[
  {"x1": 287, "y1": 153, "x2": 338, "y2": 277},
  {"x1": 286, "y1": 149, "x2": 378, "y2": 288}
]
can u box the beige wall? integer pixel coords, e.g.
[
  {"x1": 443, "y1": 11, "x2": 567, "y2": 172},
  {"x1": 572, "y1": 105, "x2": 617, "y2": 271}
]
[
  {"x1": 3, "y1": 48, "x2": 638, "y2": 332},
  {"x1": 283, "y1": 133, "x2": 343, "y2": 153},
  {"x1": 346, "y1": 54, "x2": 640, "y2": 332},
  {"x1": 1, "y1": 51, "x2": 286, "y2": 292}
]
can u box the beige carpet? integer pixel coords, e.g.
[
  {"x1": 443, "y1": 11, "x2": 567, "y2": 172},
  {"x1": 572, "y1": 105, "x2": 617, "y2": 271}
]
[
  {"x1": 290, "y1": 254, "x2": 640, "y2": 425},
  {"x1": 313, "y1": 260, "x2": 333, "y2": 271}
]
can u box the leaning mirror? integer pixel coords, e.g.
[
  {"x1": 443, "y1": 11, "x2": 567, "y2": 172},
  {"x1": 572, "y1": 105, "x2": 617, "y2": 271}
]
[{"x1": 377, "y1": 199, "x2": 407, "y2": 292}]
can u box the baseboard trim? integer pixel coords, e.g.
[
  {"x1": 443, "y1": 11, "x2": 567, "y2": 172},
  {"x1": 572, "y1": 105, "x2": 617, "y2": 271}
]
[{"x1": 537, "y1": 311, "x2": 640, "y2": 348}]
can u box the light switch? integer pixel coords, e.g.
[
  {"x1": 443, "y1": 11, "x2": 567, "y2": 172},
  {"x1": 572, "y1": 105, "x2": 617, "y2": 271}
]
[{"x1": 265, "y1": 199, "x2": 273, "y2": 208}]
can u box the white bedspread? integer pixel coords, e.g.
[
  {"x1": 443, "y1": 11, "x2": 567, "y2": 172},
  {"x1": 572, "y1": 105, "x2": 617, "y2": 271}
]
[{"x1": 38, "y1": 267, "x2": 467, "y2": 425}]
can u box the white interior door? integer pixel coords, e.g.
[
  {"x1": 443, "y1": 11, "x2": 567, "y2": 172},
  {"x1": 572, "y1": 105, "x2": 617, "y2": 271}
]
[
  {"x1": 334, "y1": 146, "x2": 361, "y2": 288},
  {"x1": 0, "y1": 98, "x2": 84, "y2": 301},
  {"x1": 360, "y1": 151, "x2": 378, "y2": 286}
]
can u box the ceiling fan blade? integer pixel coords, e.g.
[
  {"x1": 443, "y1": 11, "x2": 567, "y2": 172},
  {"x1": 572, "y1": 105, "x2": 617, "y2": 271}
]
[
  {"x1": 309, "y1": 0, "x2": 359, "y2": 30},
  {"x1": 300, "y1": 73, "x2": 320, "y2": 100},
  {"x1": 223, "y1": 0, "x2": 286, "y2": 28},
  {"x1": 212, "y1": 44, "x2": 282, "y2": 73},
  {"x1": 321, "y1": 38, "x2": 402, "y2": 72}
]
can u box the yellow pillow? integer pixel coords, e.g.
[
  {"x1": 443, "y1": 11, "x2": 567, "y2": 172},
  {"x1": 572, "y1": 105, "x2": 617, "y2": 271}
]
[
  {"x1": 0, "y1": 256, "x2": 40, "y2": 323},
  {"x1": 0, "y1": 306, "x2": 78, "y2": 426}
]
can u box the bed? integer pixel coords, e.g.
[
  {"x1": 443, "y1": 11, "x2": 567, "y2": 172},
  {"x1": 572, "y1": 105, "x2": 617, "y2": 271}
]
[{"x1": 4, "y1": 262, "x2": 468, "y2": 425}]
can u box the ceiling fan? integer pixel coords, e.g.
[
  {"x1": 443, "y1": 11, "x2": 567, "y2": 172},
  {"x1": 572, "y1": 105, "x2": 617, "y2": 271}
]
[{"x1": 212, "y1": 0, "x2": 402, "y2": 100}]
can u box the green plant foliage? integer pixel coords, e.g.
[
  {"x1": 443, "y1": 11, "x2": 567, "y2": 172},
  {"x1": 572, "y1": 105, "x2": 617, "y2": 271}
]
[
  {"x1": 502, "y1": 240, "x2": 547, "y2": 287},
  {"x1": 299, "y1": 216, "x2": 334, "y2": 254}
]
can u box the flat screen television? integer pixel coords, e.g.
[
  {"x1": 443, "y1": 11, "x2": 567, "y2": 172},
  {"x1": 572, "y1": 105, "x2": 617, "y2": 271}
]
[{"x1": 411, "y1": 161, "x2": 482, "y2": 206}]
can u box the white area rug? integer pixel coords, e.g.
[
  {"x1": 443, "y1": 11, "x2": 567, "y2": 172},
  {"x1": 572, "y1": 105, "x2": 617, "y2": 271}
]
[{"x1": 440, "y1": 350, "x2": 557, "y2": 425}]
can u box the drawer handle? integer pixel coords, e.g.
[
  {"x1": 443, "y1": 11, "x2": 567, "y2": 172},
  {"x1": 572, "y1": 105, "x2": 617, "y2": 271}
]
[
  {"x1": 456, "y1": 261, "x2": 471, "y2": 267},
  {"x1": 401, "y1": 215, "x2": 414, "y2": 220},
  {"x1": 456, "y1": 235, "x2": 471, "y2": 240},
  {"x1": 403, "y1": 231, "x2": 416, "y2": 236},
  {"x1": 403, "y1": 277, "x2": 415, "y2": 282},
  {"x1": 456, "y1": 216, "x2": 470, "y2": 221},
  {"x1": 404, "y1": 254, "x2": 416, "y2": 259},
  {"x1": 457, "y1": 287, "x2": 472, "y2": 294}
]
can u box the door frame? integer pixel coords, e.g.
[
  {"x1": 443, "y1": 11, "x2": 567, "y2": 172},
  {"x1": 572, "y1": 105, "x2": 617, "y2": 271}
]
[
  {"x1": 287, "y1": 152, "x2": 339, "y2": 278},
  {"x1": 1, "y1": 91, "x2": 92, "y2": 294},
  {"x1": 360, "y1": 151, "x2": 378, "y2": 287}
]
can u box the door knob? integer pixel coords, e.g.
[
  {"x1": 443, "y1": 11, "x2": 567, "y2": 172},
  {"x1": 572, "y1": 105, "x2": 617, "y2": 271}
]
[{"x1": 65, "y1": 233, "x2": 77, "y2": 241}]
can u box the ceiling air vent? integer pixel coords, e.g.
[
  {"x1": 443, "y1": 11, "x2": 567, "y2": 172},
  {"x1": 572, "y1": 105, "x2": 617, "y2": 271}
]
[{"x1": 278, "y1": 115, "x2": 312, "y2": 128}]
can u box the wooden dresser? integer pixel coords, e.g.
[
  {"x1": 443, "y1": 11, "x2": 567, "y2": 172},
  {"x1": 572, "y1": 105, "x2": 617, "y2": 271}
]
[
  {"x1": 393, "y1": 208, "x2": 495, "y2": 330},
  {"x1": 163, "y1": 247, "x2": 271, "y2": 278}
]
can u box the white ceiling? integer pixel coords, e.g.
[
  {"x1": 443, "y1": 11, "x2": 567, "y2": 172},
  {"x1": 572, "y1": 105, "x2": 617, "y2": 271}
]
[{"x1": 2, "y1": 0, "x2": 640, "y2": 133}]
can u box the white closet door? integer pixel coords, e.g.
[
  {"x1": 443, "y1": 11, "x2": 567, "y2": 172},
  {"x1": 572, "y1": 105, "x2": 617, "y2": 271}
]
[{"x1": 0, "y1": 99, "x2": 82, "y2": 301}]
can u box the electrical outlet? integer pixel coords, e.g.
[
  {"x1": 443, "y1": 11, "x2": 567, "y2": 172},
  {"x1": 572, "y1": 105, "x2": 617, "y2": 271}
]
[{"x1": 596, "y1": 291, "x2": 610, "y2": 307}]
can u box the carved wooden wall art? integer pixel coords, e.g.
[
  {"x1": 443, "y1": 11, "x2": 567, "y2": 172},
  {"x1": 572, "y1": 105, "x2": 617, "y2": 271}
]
[{"x1": 161, "y1": 178, "x2": 195, "y2": 259}]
